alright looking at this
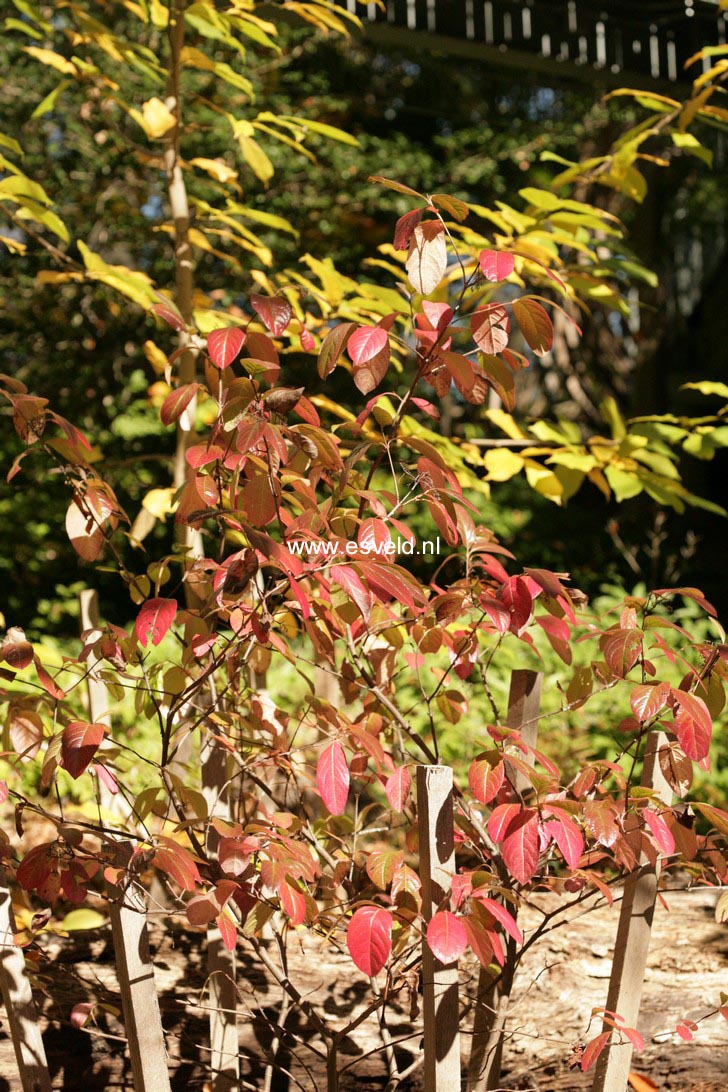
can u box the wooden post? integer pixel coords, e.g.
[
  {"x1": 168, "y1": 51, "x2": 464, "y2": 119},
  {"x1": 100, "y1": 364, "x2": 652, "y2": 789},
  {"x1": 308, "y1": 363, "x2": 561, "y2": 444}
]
[
  {"x1": 467, "y1": 669, "x2": 543, "y2": 1092},
  {"x1": 109, "y1": 872, "x2": 172, "y2": 1092},
  {"x1": 0, "y1": 873, "x2": 51, "y2": 1092},
  {"x1": 201, "y1": 736, "x2": 239, "y2": 1091},
  {"x1": 417, "y1": 765, "x2": 461, "y2": 1092},
  {"x1": 592, "y1": 730, "x2": 672, "y2": 1092},
  {"x1": 78, "y1": 589, "x2": 110, "y2": 729}
]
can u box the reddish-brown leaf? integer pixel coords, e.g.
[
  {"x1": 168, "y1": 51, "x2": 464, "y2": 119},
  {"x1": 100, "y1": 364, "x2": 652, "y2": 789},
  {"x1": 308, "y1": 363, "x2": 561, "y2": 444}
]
[
  {"x1": 393, "y1": 207, "x2": 423, "y2": 250},
  {"x1": 512, "y1": 297, "x2": 553, "y2": 356},
  {"x1": 61, "y1": 721, "x2": 106, "y2": 779},
  {"x1": 581, "y1": 1031, "x2": 610, "y2": 1072},
  {"x1": 317, "y1": 322, "x2": 356, "y2": 379},
  {"x1": 161, "y1": 383, "x2": 201, "y2": 426},
  {"x1": 154, "y1": 837, "x2": 202, "y2": 892},
  {"x1": 251, "y1": 294, "x2": 292, "y2": 336}
]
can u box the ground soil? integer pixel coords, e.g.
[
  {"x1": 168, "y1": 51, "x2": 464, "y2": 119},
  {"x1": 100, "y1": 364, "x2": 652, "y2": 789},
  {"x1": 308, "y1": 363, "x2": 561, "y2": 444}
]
[{"x1": 0, "y1": 888, "x2": 725, "y2": 1091}]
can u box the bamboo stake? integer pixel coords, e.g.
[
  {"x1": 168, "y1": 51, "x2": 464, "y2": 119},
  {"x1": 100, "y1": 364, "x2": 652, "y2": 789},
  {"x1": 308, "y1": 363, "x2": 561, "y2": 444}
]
[
  {"x1": 0, "y1": 873, "x2": 51, "y2": 1092},
  {"x1": 417, "y1": 764, "x2": 461, "y2": 1092},
  {"x1": 591, "y1": 729, "x2": 672, "y2": 1092},
  {"x1": 467, "y1": 669, "x2": 543, "y2": 1092}
]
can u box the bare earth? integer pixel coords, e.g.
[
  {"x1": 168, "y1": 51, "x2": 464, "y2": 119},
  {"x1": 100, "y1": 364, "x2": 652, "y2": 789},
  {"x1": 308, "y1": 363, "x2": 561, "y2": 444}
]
[{"x1": 0, "y1": 889, "x2": 725, "y2": 1091}]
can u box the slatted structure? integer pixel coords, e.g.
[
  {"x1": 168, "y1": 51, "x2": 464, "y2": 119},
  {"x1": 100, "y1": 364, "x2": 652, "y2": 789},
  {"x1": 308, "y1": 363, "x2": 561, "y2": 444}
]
[{"x1": 355, "y1": 0, "x2": 726, "y2": 85}]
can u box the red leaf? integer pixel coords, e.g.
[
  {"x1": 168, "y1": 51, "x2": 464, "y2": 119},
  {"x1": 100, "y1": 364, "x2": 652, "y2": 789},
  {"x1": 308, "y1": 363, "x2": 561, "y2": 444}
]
[
  {"x1": 581, "y1": 1031, "x2": 610, "y2": 1072},
  {"x1": 479, "y1": 249, "x2": 515, "y2": 282},
  {"x1": 500, "y1": 808, "x2": 540, "y2": 885},
  {"x1": 472, "y1": 304, "x2": 510, "y2": 355},
  {"x1": 384, "y1": 766, "x2": 411, "y2": 812},
  {"x1": 216, "y1": 909, "x2": 237, "y2": 951},
  {"x1": 347, "y1": 326, "x2": 389, "y2": 365},
  {"x1": 61, "y1": 721, "x2": 106, "y2": 779},
  {"x1": 487, "y1": 802, "x2": 521, "y2": 844},
  {"x1": 472, "y1": 896, "x2": 523, "y2": 944},
  {"x1": 279, "y1": 879, "x2": 307, "y2": 925},
  {"x1": 347, "y1": 906, "x2": 392, "y2": 976},
  {"x1": 499, "y1": 576, "x2": 533, "y2": 636},
  {"x1": 426, "y1": 911, "x2": 467, "y2": 963},
  {"x1": 603, "y1": 629, "x2": 643, "y2": 677},
  {"x1": 671, "y1": 690, "x2": 712, "y2": 761},
  {"x1": 251, "y1": 294, "x2": 292, "y2": 336},
  {"x1": 630, "y1": 682, "x2": 671, "y2": 723},
  {"x1": 154, "y1": 837, "x2": 201, "y2": 892},
  {"x1": 317, "y1": 741, "x2": 350, "y2": 815},
  {"x1": 547, "y1": 814, "x2": 584, "y2": 869},
  {"x1": 463, "y1": 917, "x2": 494, "y2": 967},
  {"x1": 512, "y1": 297, "x2": 553, "y2": 356},
  {"x1": 207, "y1": 326, "x2": 246, "y2": 370},
  {"x1": 35, "y1": 662, "x2": 65, "y2": 701},
  {"x1": 468, "y1": 756, "x2": 505, "y2": 805},
  {"x1": 135, "y1": 597, "x2": 177, "y2": 647},
  {"x1": 161, "y1": 383, "x2": 200, "y2": 426}
]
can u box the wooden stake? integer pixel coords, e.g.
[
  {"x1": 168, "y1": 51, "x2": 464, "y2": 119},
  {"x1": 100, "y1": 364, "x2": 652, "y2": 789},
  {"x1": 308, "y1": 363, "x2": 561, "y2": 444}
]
[
  {"x1": 201, "y1": 736, "x2": 239, "y2": 1091},
  {"x1": 592, "y1": 729, "x2": 672, "y2": 1092},
  {"x1": 0, "y1": 872, "x2": 51, "y2": 1092},
  {"x1": 109, "y1": 871, "x2": 171, "y2": 1092},
  {"x1": 417, "y1": 765, "x2": 461, "y2": 1092},
  {"x1": 467, "y1": 669, "x2": 543, "y2": 1091}
]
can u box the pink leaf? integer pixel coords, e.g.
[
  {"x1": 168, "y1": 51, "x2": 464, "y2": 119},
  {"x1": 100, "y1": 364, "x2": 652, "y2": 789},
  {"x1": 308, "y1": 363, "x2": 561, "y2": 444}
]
[
  {"x1": 479, "y1": 249, "x2": 515, "y2": 283},
  {"x1": 472, "y1": 304, "x2": 510, "y2": 355},
  {"x1": 472, "y1": 896, "x2": 523, "y2": 944},
  {"x1": 642, "y1": 809, "x2": 675, "y2": 856},
  {"x1": 347, "y1": 325, "x2": 389, "y2": 365},
  {"x1": 547, "y1": 814, "x2": 584, "y2": 870},
  {"x1": 317, "y1": 741, "x2": 350, "y2": 815},
  {"x1": 135, "y1": 597, "x2": 177, "y2": 647},
  {"x1": 426, "y1": 911, "x2": 468, "y2": 964},
  {"x1": 347, "y1": 906, "x2": 392, "y2": 976},
  {"x1": 70, "y1": 1002, "x2": 94, "y2": 1029},
  {"x1": 384, "y1": 766, "x2": 411, "y2": 812},
  {"x1": 207, "y1": 326, "x2": 246, "y2": 370}
]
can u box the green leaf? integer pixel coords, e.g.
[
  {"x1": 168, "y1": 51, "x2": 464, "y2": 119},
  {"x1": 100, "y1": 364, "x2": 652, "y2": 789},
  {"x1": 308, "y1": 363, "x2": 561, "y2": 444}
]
[
  {"x1": 31, "y1": 79, "x2": 72, "y2": 119},
  {"x1": 278, "y1": 115, "x2": 359, "y2": 147},
  {"x1": 681, "y1": 381, "x2": 728, "y2": 400}
]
